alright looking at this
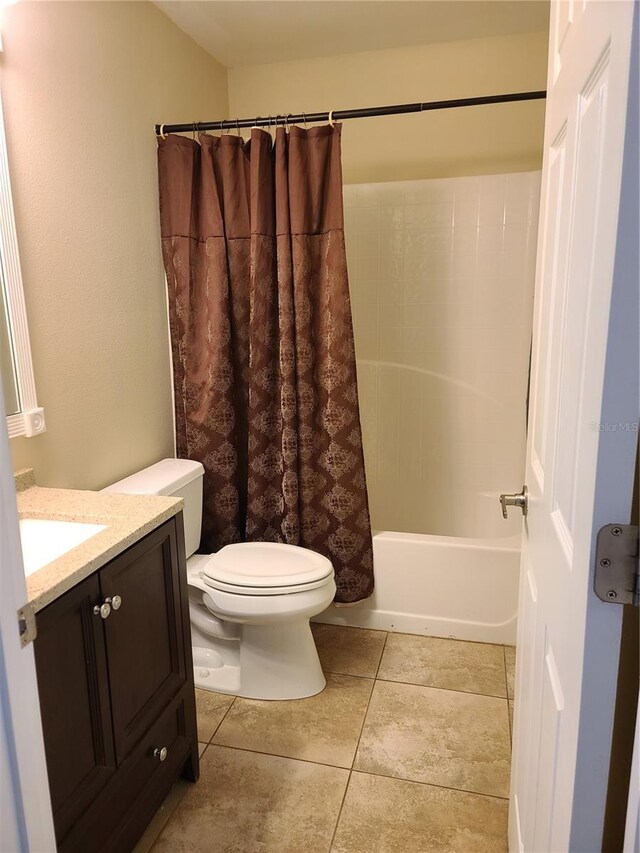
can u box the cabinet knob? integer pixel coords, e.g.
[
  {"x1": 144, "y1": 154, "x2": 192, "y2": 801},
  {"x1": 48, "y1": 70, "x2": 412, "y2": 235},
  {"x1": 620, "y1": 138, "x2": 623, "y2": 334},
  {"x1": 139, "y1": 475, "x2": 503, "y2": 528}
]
[
  {"x1": 153, "y1": 746, "x2": 168, "y2": 762},
  {"x1": 107, "y1": 595, "x2": 122, "y2": 611},
  {"x1": 93, "y1": 602, "x2": 111, "y2": 619}
]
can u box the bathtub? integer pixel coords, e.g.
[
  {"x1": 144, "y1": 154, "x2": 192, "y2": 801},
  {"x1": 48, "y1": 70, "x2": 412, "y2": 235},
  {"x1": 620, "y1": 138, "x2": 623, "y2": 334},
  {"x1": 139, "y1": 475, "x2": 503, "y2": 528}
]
[{"x1": 315, "y1": 530, "x2": 521, "y2": 645}]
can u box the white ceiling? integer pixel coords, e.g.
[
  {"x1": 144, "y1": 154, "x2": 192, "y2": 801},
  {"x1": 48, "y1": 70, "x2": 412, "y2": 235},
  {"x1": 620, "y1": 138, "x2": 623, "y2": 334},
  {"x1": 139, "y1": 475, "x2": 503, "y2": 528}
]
[{"x1": 154, "y1": 1, "x2": 549, "y2": 68}]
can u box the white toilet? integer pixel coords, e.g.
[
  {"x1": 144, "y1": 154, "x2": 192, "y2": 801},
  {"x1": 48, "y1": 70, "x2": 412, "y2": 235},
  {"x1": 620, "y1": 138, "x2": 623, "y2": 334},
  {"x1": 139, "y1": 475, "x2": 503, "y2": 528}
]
[{"x1": 104, "y1": 458, "x2": 335, "y2": 700}]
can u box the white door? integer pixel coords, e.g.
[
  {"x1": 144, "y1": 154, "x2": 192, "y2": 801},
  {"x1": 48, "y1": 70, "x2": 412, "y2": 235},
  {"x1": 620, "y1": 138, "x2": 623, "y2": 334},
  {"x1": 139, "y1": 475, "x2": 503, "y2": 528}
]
[{"x1": 509, "y1": 1, "x2": 638, "y2": 851}]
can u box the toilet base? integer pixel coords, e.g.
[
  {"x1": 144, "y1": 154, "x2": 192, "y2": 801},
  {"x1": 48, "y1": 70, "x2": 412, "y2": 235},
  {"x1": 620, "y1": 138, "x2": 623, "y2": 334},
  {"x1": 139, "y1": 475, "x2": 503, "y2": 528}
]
[
  {"x1": 191, "y1": 619, "x2": 327, "y2": 701},
  {"x1": 192, "y1": 646, "x2": 241, "y2": 694}
]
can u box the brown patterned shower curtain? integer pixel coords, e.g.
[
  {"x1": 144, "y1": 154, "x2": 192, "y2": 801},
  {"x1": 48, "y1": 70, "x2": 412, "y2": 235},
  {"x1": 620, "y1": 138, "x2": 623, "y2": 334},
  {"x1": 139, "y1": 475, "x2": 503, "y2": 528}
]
[{"x1": 157, "y1": 124, "x2": 373, "y2": 603}]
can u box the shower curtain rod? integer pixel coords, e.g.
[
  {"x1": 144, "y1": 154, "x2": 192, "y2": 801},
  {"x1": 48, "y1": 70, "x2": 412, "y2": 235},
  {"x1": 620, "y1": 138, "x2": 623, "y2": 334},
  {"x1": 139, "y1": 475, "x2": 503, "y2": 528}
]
[{"x1": 155, "y1": 90, "x2": 546, "y2": 136}]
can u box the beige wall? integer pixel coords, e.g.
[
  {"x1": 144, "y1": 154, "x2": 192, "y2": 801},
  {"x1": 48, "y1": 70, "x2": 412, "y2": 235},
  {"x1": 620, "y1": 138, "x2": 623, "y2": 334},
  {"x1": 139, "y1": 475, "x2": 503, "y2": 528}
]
[
  {"x1": 5, "y1": 10, "x2": 547, "y2": 488},
  {"x1": 228, "y1": 31, "x2": 548, "y2": 183},
  {"x1": 5, "y1": 1, "x2": 228, "y2": 488}
]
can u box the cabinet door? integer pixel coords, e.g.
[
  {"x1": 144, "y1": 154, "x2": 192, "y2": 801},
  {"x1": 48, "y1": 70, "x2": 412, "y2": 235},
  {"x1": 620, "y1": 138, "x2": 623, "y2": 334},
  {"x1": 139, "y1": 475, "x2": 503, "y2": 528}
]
[
  {"x1": 34, "y1": 574, "x2": 116, "y2": 844},
  {"x1": 99, "y1": 518, "x2": 186, "y2": 762}
]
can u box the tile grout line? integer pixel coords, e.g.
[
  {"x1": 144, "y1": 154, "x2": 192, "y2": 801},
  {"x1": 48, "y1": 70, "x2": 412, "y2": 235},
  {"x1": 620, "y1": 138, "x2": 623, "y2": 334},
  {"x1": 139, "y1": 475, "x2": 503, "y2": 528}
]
[
  {"x1": 209, "y1": 740, "x2": 353, "y2": 772},
  {"x1": 373, "y1": 675, "x2": 509, "y2": 701},
  {"x1": 363, "y1": 628, "x2": 515, "y2": 650},
  {"x1": 207, "y1": 695, "x2": 237, "y2": 744},
  {"x1": 328, "y1": 769, "x2": 352, "y2": 852},
  {"x1": 314, "y1": 670, "x2": 377, "y2": 683},
  {"x1": 373, "y1": 632, "x2": 390, "y2": 680},
  {"x1": 328, "y1": 630, "x2": 390, "y2": 851},
  {"x1": 502, "y1": 646, "x2": 509, "y2": 701},
  {"x1": 351, "y1": 767, "x2": 512, "y2": 803}
]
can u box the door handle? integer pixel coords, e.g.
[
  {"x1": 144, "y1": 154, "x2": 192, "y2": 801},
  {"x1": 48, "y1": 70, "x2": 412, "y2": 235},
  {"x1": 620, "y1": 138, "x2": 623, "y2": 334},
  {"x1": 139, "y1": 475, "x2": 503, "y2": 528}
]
[{"x1": 500, "y1": 485, "x2": 528, "y2": 518}]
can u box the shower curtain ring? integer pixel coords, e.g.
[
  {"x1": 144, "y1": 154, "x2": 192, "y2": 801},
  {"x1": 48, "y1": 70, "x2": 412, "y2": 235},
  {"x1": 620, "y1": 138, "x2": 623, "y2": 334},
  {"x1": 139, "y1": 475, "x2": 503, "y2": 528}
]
[
  {"x1": 158, "y1": 123, "x2": 167, "y2": 140},
  {"x1": 302, "y1": 112, "x2": 308, "y2": 129},
  {"x1": 236, "y1": 117, "x2": 240, "y2": 135},
  {"x1": 328, "y1": 110, "x2": 335, "y2": 128}
]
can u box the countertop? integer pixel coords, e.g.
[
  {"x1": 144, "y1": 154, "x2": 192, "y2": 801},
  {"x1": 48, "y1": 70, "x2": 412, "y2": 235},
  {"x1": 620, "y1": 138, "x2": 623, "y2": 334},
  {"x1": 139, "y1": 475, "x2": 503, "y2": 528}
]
[{"x1": 15, "y1": 469, "x2": 183, "y2": 613}]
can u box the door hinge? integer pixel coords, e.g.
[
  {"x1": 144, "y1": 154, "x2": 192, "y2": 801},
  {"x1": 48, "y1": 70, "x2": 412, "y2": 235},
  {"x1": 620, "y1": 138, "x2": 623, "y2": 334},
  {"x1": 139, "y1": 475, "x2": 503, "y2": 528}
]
[
  {"x1": 17, "y1": 603, "x2": 37, "y2": 647},
  {"x1": 594, "y1": 524, "x2": 639, "y2": 606}
]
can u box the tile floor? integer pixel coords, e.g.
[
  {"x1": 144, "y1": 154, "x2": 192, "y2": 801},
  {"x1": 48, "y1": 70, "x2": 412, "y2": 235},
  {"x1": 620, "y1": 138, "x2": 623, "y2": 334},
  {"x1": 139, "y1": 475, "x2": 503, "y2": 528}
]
[{"x1": 137, "y1": 625, "x2": 516, "y2": 853}]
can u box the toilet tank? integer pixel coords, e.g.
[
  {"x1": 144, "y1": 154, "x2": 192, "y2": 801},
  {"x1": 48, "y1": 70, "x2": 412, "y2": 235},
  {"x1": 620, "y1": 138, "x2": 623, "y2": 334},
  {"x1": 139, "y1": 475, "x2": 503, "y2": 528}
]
[{"x1": 103, "y1": 458, "x2": 204, "y2": 558}]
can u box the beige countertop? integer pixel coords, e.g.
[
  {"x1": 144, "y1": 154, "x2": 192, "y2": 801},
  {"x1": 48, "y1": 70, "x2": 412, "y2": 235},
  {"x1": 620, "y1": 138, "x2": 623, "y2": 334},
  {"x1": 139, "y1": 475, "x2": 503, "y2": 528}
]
[{"x1": 16, "y1": 469, "x2": 183, "y2": 613}]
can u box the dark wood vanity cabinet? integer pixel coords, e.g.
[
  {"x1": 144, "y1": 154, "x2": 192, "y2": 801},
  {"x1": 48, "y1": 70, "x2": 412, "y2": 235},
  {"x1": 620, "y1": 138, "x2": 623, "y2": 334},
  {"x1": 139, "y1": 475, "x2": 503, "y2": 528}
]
[{"x1": 34, "y1": 514, "x2": 199, "y2": 853}]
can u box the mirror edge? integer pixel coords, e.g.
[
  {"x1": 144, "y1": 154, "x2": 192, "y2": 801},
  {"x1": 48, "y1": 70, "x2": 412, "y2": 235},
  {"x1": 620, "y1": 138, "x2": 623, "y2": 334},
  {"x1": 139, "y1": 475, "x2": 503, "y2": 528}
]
[{"x1": 0, "y1": 79, "x2": 45, "y2": 439}]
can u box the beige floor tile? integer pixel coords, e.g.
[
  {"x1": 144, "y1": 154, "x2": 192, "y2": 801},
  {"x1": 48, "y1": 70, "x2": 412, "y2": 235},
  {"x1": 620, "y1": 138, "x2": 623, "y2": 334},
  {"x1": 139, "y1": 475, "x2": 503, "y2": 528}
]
[
  {"x1": 508, "y1": 700, "x2": 514, "y2": 739},
  {"x1": 198, "y1": 742, "x2": 207, "y2": 757},
  {"x1": 332, "y1": 772, "x2": 508, "y2": 853},
  {"x1": 354, "y1": 680, "x2": 511, "y2": 798},
  {"x1": 153, "y1": 746, "x2": 348, "y2": 852},
  {"x1": 213, "y1": 673, "x2": 373, "y2": 767},
  {"x1": 505, "y1": 646, "x2": 516, "y2": 699},
  {"x1": 312, "y1": 623, "x2": 387, "y2": 677},
  {"x1": 378, "y1": 634, "x2": 507, "y2": 697},
  {"x1": 195, "y1": 689, "x2": 235, "y2": 742}
]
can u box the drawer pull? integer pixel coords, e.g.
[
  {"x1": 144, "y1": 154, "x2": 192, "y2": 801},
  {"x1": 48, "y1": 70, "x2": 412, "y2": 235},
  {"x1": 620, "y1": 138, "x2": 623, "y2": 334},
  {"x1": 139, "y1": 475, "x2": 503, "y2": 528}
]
[
  {"x1": 93, "y1": 602, "x2": 111, "y2": 619},
  {"x1": 108, "y1": 595, "x2": 122, "y2": 611},
  {"x1": 153, "y1": 746, "x2": 168, "y2": 762}
]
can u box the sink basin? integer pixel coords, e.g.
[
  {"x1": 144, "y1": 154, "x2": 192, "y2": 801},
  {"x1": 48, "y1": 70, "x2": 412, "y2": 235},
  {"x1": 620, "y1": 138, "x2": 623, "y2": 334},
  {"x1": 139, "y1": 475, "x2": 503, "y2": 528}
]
[{"x1": 19, "y1": 518, "x2": 108, "y2": 577}]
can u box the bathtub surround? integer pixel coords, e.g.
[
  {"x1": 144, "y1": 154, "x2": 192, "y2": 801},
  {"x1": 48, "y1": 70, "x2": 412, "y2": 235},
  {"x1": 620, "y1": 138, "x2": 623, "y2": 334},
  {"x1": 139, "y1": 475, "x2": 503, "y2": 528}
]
[
  {"x1": 312, "y1": 172, "x2": 540, "y2": 644},
  {"x1": 157, "y1": 125, "x2": 373, "y2": 602},
  {"x1": 345, "y1": 172, "x2": 541, "y2": 538}
]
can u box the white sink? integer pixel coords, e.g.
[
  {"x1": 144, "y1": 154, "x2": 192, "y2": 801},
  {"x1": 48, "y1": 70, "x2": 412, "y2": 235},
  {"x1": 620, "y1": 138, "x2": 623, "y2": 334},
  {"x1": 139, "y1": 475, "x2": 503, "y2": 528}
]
[{"x1": 19, "y1": 518, "x2": 108, "y2": 577}]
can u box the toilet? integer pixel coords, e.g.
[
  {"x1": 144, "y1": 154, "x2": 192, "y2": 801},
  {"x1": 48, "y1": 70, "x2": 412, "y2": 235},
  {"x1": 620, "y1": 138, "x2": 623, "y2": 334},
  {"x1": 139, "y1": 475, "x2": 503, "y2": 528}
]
[{"x1": 104, "y1": 458, "x2": 335, "y2": 700}]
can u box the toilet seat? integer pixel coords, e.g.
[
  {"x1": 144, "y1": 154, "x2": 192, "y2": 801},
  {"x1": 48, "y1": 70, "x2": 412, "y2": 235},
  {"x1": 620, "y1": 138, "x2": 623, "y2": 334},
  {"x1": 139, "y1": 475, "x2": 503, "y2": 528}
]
[
  {"x1": 202, "y1": 572, "x2": 334, "y2": 596},
  {"x1": 201, "y1": 542, "x2": 334, "y2": 596}
]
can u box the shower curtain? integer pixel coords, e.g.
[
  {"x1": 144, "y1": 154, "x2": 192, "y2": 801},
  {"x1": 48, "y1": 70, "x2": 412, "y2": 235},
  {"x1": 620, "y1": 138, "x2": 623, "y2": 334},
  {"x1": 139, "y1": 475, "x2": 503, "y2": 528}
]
[{"x1": 157, "y1": 124, "x2": 374, "y2": 603}]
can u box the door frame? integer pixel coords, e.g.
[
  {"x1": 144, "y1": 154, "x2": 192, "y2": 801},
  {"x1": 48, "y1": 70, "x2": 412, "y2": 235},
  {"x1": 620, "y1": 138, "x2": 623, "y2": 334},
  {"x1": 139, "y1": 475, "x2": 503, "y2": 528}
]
[{"x1": 0, "y1": 390, "x2": 56, "y2": 851}]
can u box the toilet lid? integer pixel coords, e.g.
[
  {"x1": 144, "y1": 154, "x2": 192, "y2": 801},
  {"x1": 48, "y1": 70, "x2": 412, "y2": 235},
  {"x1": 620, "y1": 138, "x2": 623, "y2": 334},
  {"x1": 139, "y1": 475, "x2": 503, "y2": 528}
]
[{"x1": 202, "y1": 542, "x2": 333, "y2": 589}]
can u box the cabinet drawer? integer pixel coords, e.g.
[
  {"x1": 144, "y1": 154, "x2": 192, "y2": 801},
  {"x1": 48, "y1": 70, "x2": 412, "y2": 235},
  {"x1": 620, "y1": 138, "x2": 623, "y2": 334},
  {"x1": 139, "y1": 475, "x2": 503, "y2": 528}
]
[{"x1": 60, "y1": 696, "x2": 191, "y2": 853}]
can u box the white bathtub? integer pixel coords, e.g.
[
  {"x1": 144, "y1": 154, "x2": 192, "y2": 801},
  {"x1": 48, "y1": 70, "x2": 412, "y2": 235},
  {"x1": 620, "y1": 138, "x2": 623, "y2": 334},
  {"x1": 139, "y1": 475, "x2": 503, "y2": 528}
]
[{"x1": 315, "y1": 531, "x2": 521, "y2": 645}]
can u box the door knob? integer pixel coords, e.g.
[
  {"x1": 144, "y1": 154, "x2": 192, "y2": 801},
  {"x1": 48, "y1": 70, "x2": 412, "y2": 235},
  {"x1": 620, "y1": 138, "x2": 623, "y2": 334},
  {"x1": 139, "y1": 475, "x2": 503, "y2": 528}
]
[
  {"x1": 500, "y1": 485, "x2": 528, "y2": 518},
  {"x1": 107, "y1": 595, "x2": 122, "y2": 611}
]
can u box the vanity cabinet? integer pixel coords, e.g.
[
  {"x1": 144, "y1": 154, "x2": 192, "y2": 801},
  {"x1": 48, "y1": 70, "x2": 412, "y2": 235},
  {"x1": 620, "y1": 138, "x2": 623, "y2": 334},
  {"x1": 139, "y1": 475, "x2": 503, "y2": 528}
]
[{"x1": 34, "y1": 514, "x2": 198, "y2": 853}]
